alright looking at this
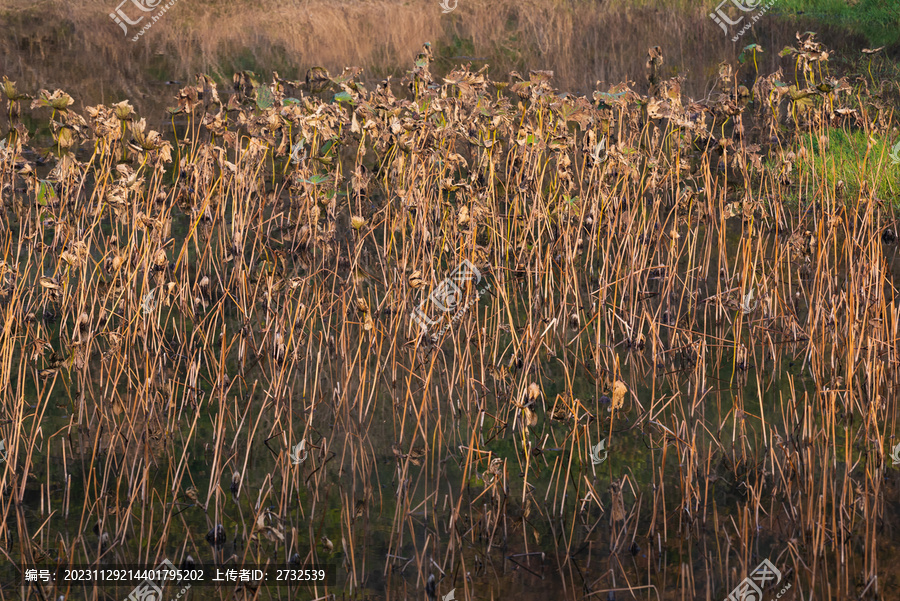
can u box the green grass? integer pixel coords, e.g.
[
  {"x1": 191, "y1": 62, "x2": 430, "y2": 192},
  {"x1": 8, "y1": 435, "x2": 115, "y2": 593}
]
[
  {"x1": 771, "y1": 0, "x2": 900, "y2": 48},
  {"x1": 799, "y1": 128, "x2": 900, "y2": 202}
]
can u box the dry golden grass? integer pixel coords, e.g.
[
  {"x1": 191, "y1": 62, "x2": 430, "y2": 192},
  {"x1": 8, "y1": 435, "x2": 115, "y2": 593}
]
[{"x1": 0, "y1": 0, "x2": 847, "y2": 115}]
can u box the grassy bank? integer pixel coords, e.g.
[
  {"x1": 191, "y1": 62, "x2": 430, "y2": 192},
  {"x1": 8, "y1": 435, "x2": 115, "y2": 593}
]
[{"x1": 772, "y1": 0, "x2": 900, "y2": 48}]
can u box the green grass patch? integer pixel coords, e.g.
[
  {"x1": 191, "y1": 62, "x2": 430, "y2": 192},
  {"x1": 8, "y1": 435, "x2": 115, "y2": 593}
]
[
  {"x1": 771, "y1": 0, "x2": 900, "y2": 48},
  {"x1": 799, "y1": 128, "x2": 900, "y2": 202}
]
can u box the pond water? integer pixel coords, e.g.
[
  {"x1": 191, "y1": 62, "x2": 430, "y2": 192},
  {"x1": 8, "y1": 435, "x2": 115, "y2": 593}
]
[{"x1": 1, "y1": 3, "x2": 899, "y2": 601}]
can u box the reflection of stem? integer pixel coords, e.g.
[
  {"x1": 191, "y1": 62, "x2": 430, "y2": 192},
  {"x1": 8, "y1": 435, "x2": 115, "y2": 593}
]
[
  {"x1": 752, "y1": 50, "x2": 759, "y2": 96},
  {"x1": 170, "y1": 112, "x2": 181, "y2": 170}
]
